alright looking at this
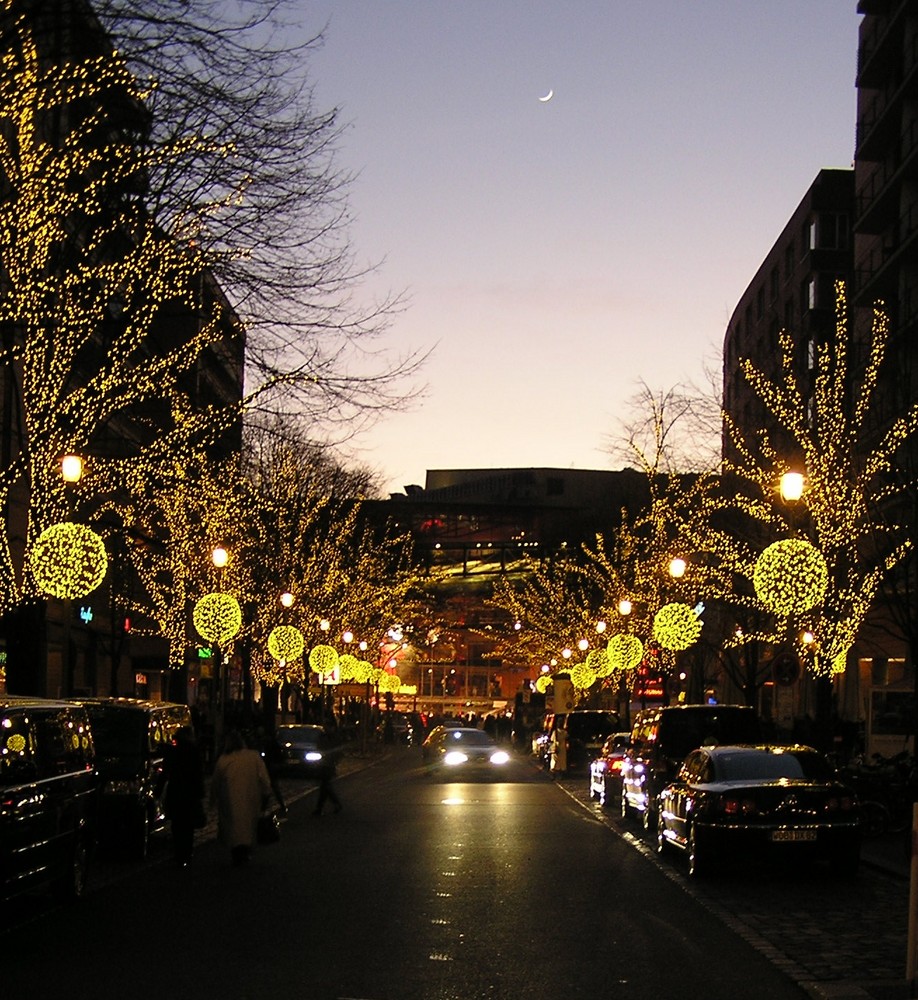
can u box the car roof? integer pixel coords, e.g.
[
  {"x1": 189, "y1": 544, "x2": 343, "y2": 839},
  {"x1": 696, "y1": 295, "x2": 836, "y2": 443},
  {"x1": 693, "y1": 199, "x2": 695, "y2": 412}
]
[
  {"x1": 697, "y1": 743, "x2": 818, "y2": 757},
  {"x1": 1, "y1": 696, "x2": 82, "y2": 710}
]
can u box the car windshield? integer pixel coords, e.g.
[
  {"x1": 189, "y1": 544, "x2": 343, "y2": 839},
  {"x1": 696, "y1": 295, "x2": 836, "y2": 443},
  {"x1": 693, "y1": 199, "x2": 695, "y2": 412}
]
[
  {"x1": 714, "y1": 749, "x2": 833, "y2": 782},
  {"x1": 445, "y1": 730, "x2": 495, "y2": 747},
  {"x1": 566, "y1": 714, "x2": 617, "y2": 740},
  {"x1": 279, "y1": 727, "x2": 322, "y2": 745}
]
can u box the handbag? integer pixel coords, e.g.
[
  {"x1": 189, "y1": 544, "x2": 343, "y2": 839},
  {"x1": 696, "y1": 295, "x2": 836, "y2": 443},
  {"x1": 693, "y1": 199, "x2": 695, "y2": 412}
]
[{"x1": 257, "y1": 811, "x2": 281, "y2": 845}]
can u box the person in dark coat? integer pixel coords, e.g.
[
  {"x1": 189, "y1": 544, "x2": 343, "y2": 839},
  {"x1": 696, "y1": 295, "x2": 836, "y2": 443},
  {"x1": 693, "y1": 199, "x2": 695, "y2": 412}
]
[{"x1": 162, "y1": 726, "x2": 205, "y2": 866}]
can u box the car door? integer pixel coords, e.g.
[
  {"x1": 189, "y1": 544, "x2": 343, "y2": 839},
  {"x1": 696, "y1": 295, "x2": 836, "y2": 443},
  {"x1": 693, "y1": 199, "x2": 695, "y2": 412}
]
[{"x1": 664, "y1": 750, "x2": 708, "y2": 849}]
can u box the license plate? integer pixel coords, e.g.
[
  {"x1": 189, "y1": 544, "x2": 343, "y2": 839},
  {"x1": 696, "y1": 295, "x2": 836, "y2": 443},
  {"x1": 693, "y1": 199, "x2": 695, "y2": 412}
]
[{"x1": 771, "y1": 828, "x2": 817, "y2": 843}]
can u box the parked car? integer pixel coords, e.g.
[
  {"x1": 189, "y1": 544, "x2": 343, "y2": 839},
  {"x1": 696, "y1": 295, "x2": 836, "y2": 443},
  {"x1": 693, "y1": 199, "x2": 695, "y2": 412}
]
[
  {"x1": 656, "y1": 744, "x2": 861, "y2": 877},
  {"x1": 560, "y1": 710, "x2": 621, "y2": 771},
  {"x1": 621, "y1": 704, "x2": 761, "y2": 830},
  {"x1": 0, "y1": 697, "x2": 97, "y2": 901},
  {"x1": 588, "y1": 732, "x2": 631, "y2": 806},
  {"x1": 275, "y1": 724, "x2": 334, "y2": 775},
  {"x1": 375, "y1": 711, "x2": 415, "y2": 744},
  {"x1": 78, "y1": 698, "x2": 192, "y2": 858},
  {"x1": 422, "y1": 727, "x2": 511, "y2": 777},
  {"x1": 533, "y1": 710, "x2": 621, "y2": 771}
]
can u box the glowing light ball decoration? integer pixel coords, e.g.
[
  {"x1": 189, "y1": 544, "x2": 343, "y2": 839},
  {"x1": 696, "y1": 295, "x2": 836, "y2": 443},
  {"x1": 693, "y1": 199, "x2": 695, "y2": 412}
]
[
  {"x1": 570, "y1": 663, "x2": 597, "y2": 690},
  {"x1": 29, "y1": 521, "x2": 108, "y2": 599},
  {"x1": 308, "y1": 644, "x2": 339, "y2": 676},
  {"x1": 606, "y1": 634, "x2": 643, "y2": 674},
  {"x1": 652, "y1": 603, "x2": 702, "y2": 651},
  {"x1": 379, "y1": 672, "x2": 401, "y2": 694},
  {"x1": 193, "y1": 593, "x2": 242, "y2": 646},
  {"x1": 535, "y1": 674, "x2": 553, "y2": 694},
  {"x1": 352, "y1": 660, "x2": 373, "y2": 683},
  {"x1": 267, "y1": 625, "x2": 304, "y2": 664},
  {"x1": 753, "y1": 538, "x2": 827, "y2": 615},
  {"x1": 586, "y1": 648, "x2": 612, "y2": 678},
  {"x1": 338, "y1": 653, "x2": 359, "y2": 681}
]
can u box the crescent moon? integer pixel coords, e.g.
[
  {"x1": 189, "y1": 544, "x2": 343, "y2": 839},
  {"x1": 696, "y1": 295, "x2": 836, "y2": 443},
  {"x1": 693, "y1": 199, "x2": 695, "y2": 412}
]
[{"x1": 539, "y1": 89, "x2": 554, "y2": 103}]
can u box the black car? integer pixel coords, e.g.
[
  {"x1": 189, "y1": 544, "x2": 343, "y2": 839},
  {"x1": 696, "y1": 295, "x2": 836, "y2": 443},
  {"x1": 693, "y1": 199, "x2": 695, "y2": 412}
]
[
  {"x1": 275, "y1": 724, "x2": 333, "y2": 775},
  {"x1": 422, "y1": 727, "x2": 512, "y2": 778},
  {"x1": 656, "y1": 744, "x2": 861, "y2": 877},
  {"x1": 0, "y1": 697, "x2": 97, "y2": 901},
  {"x1": 79, "y1": 698, "x2": 192, "y2": 858},
  {"x1": 621, "y1": 704, "x2": 761, "y2": 830}
]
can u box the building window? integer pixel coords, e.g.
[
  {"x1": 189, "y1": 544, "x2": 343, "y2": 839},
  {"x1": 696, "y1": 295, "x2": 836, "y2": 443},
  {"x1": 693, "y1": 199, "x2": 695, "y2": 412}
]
[
  {"x1": 808, "y1": 218, "x2": 818, "y2": 251},
  {"x1": 807, "y1": 277, "x2": 817, "y2": 310},
  {"x1": 807, "y1": 336, "x2": 817, "y2": 370},
  {"x1": 784, "y1": 241, "x2": 795, "y2": 280}
]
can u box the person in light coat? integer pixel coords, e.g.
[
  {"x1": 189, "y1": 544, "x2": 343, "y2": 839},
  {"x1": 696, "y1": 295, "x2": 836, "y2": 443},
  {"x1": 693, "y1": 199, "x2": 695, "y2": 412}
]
[{"x1": 210, "y1": 730, "x2": 273, "y2": 866}]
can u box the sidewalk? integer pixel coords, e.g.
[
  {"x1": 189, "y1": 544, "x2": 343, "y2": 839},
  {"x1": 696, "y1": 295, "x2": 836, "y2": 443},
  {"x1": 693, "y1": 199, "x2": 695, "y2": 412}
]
[{"x1": 861, "y1": 828, "x2": 912, "y2": 881}]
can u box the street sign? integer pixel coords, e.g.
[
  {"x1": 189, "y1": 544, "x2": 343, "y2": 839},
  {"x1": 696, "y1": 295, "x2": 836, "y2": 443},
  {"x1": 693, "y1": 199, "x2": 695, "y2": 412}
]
[{"x1": 319, "y1": 666, "x2": 341, "y2": 685}]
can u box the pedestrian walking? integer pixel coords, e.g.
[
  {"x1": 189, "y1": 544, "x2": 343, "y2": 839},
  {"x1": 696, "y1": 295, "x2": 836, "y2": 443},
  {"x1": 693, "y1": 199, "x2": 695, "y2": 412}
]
[
  {"x1": 313, "y1": 728, "x2": 342, "y2": 816},
  {"x1": 210, "y1": 730, "x2": 274, "y2": 866},
  {"x1": 162, "y1": 725, "x2": 205, "y2": 866}
]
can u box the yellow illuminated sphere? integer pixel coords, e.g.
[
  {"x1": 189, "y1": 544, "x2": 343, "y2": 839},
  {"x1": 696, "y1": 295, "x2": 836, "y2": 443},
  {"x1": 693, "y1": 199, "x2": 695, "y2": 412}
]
[
  {"x1": 585, "y1": 648, "x2": 611, "y2": 678},
  {"x1": 308, "y1": 644, "x2": 339, "y2": 675},
  {"x1": 653, "y1": 603, "x2": 702, "y2": 651},
  {"x1": 352, "y1": 659, "x2": 373, "y2": 683},
  {"x1": 606, "y1": 634, "x2": 643, "y2": 673},
  {"x1": 753, "y1": 538, "x2": 828, "y2": 615},
  {"x1": 338, "y1": 653, "x2": 359, "y2": 681},
  {"x1": 535, "y1": 674, "x2": 553, "y2": 694},
  {"x1": 29, "y1": 521, "x2": 108, "y2": 599},
  {"x1": 570, "y1": 663, "x2": 597, "y2": 690},
  {"x1": 193, "y1": 593, "x2": 242, "y2": 645},
  {"x1": 379, "y1": 672, "x2": 401, "y2": 693},
  {"x1": 267, "y1": 625, "x2": 304, "y2": 663}
]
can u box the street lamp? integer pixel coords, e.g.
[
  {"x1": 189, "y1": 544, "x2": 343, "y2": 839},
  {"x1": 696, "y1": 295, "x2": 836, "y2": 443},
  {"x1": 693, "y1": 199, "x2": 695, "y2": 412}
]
[
  {"x1": 780, "y1": 471, "x2": 805, "y2": 503},
  {"x1": 61, "y1": 454, "x2": 85, "y2": 484},
  {"x1": 669, "y1": 557, "x2": 687, "y2": 579}
]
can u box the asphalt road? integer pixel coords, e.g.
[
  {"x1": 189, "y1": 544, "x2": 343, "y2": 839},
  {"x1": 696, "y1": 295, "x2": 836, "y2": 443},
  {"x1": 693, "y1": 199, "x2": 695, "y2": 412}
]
[{"x1": 2, "y1": 746, "x2": 813, "y2": 1000}]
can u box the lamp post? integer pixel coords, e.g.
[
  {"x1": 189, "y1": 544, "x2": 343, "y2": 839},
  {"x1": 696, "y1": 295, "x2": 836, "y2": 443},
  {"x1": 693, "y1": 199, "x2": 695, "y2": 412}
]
[{"x1": 211, "y1": 545, "x2": 229, "y2": 752}]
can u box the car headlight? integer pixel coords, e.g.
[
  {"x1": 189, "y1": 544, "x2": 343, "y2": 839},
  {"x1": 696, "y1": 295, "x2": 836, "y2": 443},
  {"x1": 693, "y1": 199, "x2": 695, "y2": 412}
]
[
  {"x1": 490, "y1": 751, "x2": 510, "y2": 765},
  {"x1": 444, "y1": 751, "x2": 468, "y2": 766},
  {"x1": 304, "y1": 751, "x2": 323, "y2": 762}
]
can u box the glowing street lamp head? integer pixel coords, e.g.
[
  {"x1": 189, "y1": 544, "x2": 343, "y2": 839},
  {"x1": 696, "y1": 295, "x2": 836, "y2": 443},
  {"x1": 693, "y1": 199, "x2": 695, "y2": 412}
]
[
  {"x1": 212, "y1": 546, "x2": 229, "y2": 569},
  {"x1": 60, "y1": 454, "x2": 85, "y2": 483},
  {"x1": 780, "y1": 471, "x2": 805, "y2": 502},
  {"x1": 618, "y1": 599, "x2": 632, "y2": 616},
  {"x1": 669, "y1": 557, "x2": 687, "y2": 579}
]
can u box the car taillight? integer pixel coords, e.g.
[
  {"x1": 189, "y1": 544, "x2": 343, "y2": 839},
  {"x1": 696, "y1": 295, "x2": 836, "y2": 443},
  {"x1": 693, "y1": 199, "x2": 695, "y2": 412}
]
[
  {"x1": 721, "y1": 797, "x2": 757, "y2": 816},
  {"x1": 610, "y1": 760, "x2": 623, "y2": 774}
]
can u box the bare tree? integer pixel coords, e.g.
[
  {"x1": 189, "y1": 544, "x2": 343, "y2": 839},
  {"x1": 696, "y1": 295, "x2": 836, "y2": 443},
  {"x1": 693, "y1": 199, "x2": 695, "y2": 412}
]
[{"x1": 88, "y1": 0, "x2": 425, "y2": 428}]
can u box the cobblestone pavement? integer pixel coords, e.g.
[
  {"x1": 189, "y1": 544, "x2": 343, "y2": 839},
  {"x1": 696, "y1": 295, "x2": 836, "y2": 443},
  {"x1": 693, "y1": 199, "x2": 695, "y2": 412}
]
[{"x1": 552, "y1": 768, "x2": 914, "y2": 1000}]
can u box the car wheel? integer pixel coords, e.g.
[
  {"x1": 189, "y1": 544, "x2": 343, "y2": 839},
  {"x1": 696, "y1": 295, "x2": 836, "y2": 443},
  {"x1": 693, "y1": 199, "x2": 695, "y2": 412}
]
[
  {"x1": 687, "y1": 824, "x2": 706, "y2": 878},
  {"x1": 54, "y1": 835, "x2": 90, "y2": 901}
]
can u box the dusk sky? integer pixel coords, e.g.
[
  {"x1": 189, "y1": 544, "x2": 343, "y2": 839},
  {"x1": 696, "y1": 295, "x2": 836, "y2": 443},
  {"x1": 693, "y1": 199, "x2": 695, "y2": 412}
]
[{"x1": 298, "y1": 2, "x2": 861, "y2": 495}]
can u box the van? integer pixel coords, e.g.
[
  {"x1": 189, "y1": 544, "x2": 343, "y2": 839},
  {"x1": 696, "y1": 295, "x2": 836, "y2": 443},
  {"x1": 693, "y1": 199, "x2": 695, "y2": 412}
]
[
  {"x1": 78, "y1": 698, "x2": 192, "y2": 858},
  {"x1": 0, "y1": 697, "x2": 97, "y2": 901},
  {"x1": 620, "y1": 704, "x2": 761, "y2": 829}
]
